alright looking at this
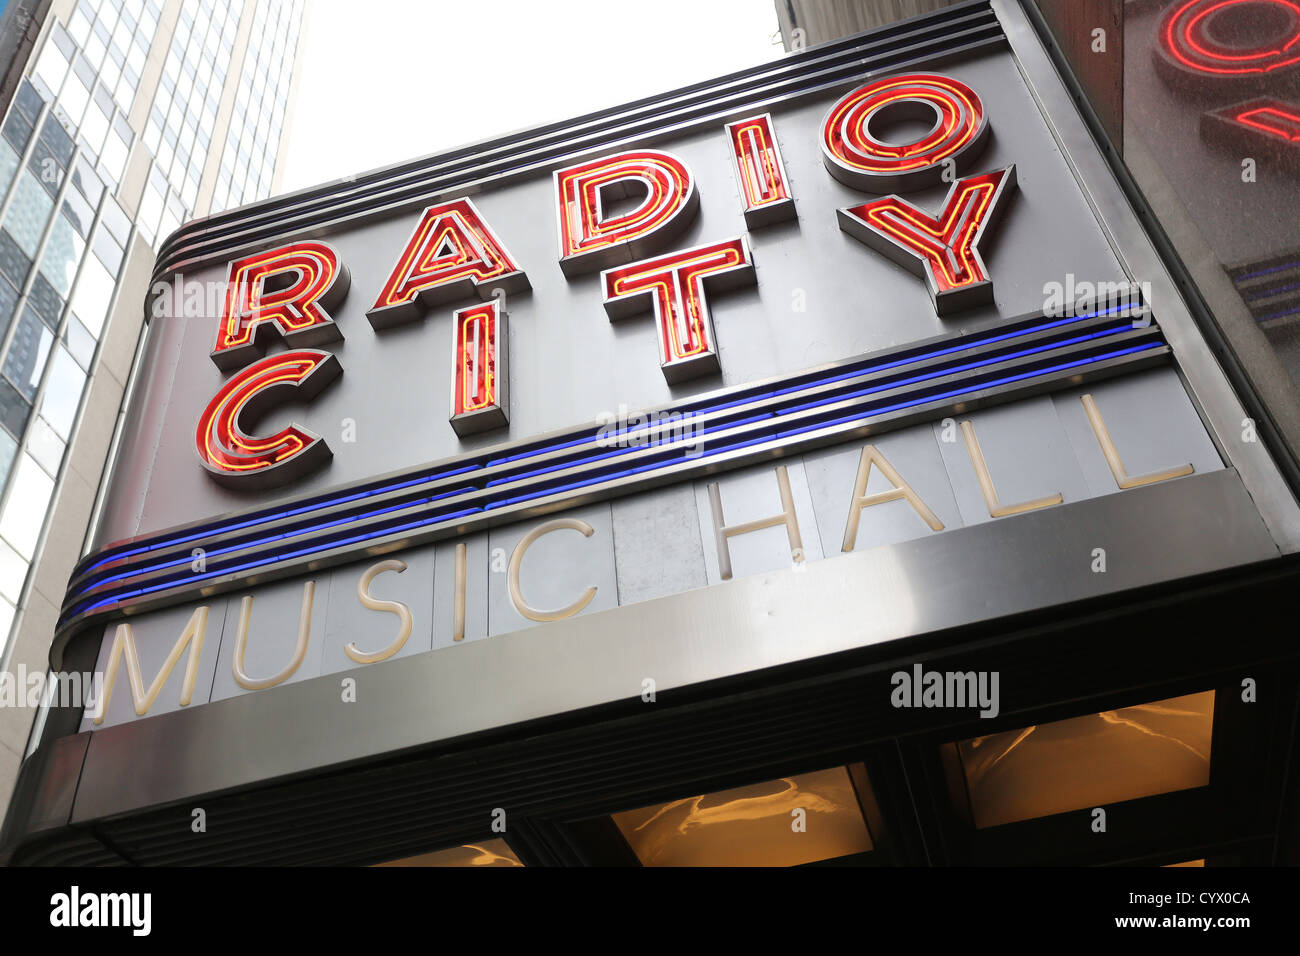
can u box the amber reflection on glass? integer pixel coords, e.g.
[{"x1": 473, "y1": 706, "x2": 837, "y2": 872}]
[
  {"x1": 953, "y1": 690, "x2": 1215, "y2": 829},
  {"x1": 373, "y1": 837, "x2": 523, "y2": 867},
  {"x1": 611, "y1": 765, "x2": 873, "y2": 866},
  {"x1": 1165, "y1": 859, "x2": 1206, "y2": 867}
]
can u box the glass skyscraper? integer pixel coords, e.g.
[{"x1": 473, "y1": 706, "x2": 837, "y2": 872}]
[{"x1": 0, "y1": 0, "x2": 304, "y2": 808}]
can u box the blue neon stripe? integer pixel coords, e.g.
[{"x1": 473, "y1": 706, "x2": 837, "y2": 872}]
[
  {"x1": 479, "y1": 321, "x2": 1131, "y2": 492},
  {"x1": 1246, "y1": 280, "x2": 1300, "y2": 301},
  {"x1": 769, "y1": 309, "x2": 1133, "y2": 398},
  {"x1": 775, "y1": 343, "x2": 1160, "y2": 439},
  {"x1": 82, "y1": 461, "x2": 482, "y2": 575},
  {"x1": 84, "y1": 485, "x2": 477, "y2": 590},
  {"x1": 777, "y1": 324, "x2": 1133, "y2": 415},
  {"x1": 67, "y1": 338, "x2": 1163, "y2": 619},
  {"x1": 74, "y1": 507, "x2": 485, "y2": 616},
  {"x1": 1258, "y1": 304, "x2": 1300, "y2": 322},
  {"x1": 1237, "y1": 260, "x2": 1300, "y2": 281},
  {"x1": 66, "y1": 312, "x2": 1161, "y2": 617},
  {"x1": 485, "y1": 411, "x2": 775, "y2": 487}
]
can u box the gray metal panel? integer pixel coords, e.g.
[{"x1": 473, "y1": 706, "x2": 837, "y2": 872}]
[
  {"x1": 7, "y1": 733, "x2": 87, "y2": 836},
  {"x1": 68, "y1": 468, "x2": 1277, "y2": 823},
  {"x1": 610, "y1": 484, "x2": 708, "y2": 606}
]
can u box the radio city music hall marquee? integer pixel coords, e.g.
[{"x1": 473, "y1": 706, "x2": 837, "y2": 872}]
[{"x1": 70, "y1": 59, "x2": 1223, "y2": 730}]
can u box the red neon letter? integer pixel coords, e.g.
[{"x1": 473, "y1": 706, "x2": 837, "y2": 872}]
[
  {"x1": 1234, "y1": 102, "x2": 1300, "y2": 139},
  {"x1": 821, "y1": 73, "x2": 989, "y2": 192},
  {"x1": 601, "y1": 237, "x2": 754, "y2": 383},
  {"x1": 725, "y1": 113, "x2": 795, "y2": 227},
  {"x1": 369, "y1": 198, "x2": 529, "y2": 329},
  {"x1": 449, "y1": 300, "x2": 508, "y2": 437},
  {"x1": 837, "y1": 166, "x2": 1017, "y2": 315},
  {"x1": 196, "y1": 350, "x2": 341, "y2": 488},
  {"x1": 1159, "y1": 0, "x2": 1300, "y2": 78},
  {"x1": 212, "y1": 241, "x2": 349, "y2": 371},
  {"x1": 555, "y1": 150, "x2": 699, "y2": 276}
]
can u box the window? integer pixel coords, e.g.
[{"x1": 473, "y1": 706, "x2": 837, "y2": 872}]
[
  {"x1": 0, "y1": 231, "x2": 31, "y2": 288},
  {"x1": 38, "y1": 211, "x2": 86, "y2": 298},
  {"x1": 26, "y1": 416, "x2": 65, "y2": 477},
  {"x1": 5, "y1": 173, "x2": 53, "y2": 257},
  {"x1": 611, "y1": 764, "x2": 875, "y2": 866},
  {"x1": 943, "y1": 690, "x2": 1215, "y2": 829},
  {"x1": 64, "y1": 316, "x2": 96, "y2": 369},
  {"x1": 38, "y1": 346, "x2": 86, "y2": 440},
  {"x1": 0, "y1": 454, "x2": 55, "y2": 559},
  {"x1": 4, "y1": 305, "x2": 55, "y2": 399},
  {"x1": 373, "y1": 839, "x2": 523, "y2": 867},
  {"x1": 69, "y1": 256, "x2": 114, "y2": 337},
  {"x1": 33, "y1": 42, "x2": 71, "y2": 99},
  {"x1": 0, "y1": 537, "x2": 28, "y2": 604},
  {"x1": 0, "y1": 379, "x2": 26, "y2": 445},
  {"x1": 27, "y1": 275, "x2": 63, "y2": 328},
  {"x1": 0, "y1": 142, "x2": 19, "y2": 203}
]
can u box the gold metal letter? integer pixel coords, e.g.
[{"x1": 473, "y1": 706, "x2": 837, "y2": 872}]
[
  {"x1": 93, "y1": 606, "x2": 210, "y2": 723},
  {"x1": 346, "y1": 559, "x2": 414, "y2": 664},
  {"x1": 233, "y1": 580, "x2": 316, "y2": 690},
  {"x1": 842, "y1": 445, "x2": 943, "y2": 551},
  {"x1": 961, "y1": 420, "x2": 1063, "y2": 517},
  {"x1": 707, "y1": 464, "x2": 805, "y2": 580},
  {"x1": 453, "y1": 541, "x2": 467, "y2": 641},
  {"x1": 1081, "y1": 393, "x2": 1193, "y2": 489},
  {"x1": 508, "y1": 519, "x2": 598, "y2": 622}
]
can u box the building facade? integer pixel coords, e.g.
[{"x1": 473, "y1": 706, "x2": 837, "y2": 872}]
[
  {"x1": 0, "y1": 0, "x2": 304, "y2": 815},
  {"x1": 2, "y1": 0, "x2": 1300, "y2": 868}
]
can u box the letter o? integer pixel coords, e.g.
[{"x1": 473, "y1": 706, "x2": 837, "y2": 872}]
[{"x1": 820, "y1": 72, "x2": 990, "y2": 191}]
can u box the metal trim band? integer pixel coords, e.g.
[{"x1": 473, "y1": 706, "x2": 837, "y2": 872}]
[{"x1": 59, "y1": 305, "x2": 1166, "y2": 643}]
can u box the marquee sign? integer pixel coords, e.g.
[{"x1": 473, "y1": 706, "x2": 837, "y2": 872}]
[
  {"x1": 64, "y1": 14, "x2": 1251, "y2": 732},
  {"x1": 188, "y1": 71, "x2": 1027, "y2": 492}
]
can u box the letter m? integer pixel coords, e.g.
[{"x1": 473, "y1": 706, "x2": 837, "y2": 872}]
[{"x1": 93, "y1": 607, "x2": 210, "y2": 724}]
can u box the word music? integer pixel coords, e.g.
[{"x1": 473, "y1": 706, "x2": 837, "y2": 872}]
[{"x1": 192, "y1": 72, "x2": 1016, "y2": 489}]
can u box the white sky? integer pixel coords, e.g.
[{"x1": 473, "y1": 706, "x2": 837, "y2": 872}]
[{"x1": 279, "y1": 0, "x2": 785, "y2": 193}]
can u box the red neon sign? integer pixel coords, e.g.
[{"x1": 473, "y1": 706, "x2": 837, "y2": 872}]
[
  {"x1": 212, "y1": 242, "x2": 349, "y2": 371},
  {"x1": 725, "y1": 114, "x2": 796, "y2": 226},
  {"x1": 369, "y1": 198, "x2": 528, "y2": 329},
  {"x1": 821, "y1": 73, "x2": 989, "y2": 192},
  {"x1": 555, "y1": 150, "x2": 699, "y2": 276},
  {"x1": 1160, "y1": 0, "x2": 1300, "y2": 76},
  {"x1": 601, "y1": 237, "x2": 755, "y2": 383},
  {"x1": 450, "y1": 300, "x2": 508, "y2": 436},
  {"x1": 1232, "y1": 101, "x2": 1300, "y2": 139},
  {"x1": 196, "y1": 350, "x2": 341, "y2": 488},
  {"x1": 837, "y1": 166, "x2": 1017, "y2": 314}
]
